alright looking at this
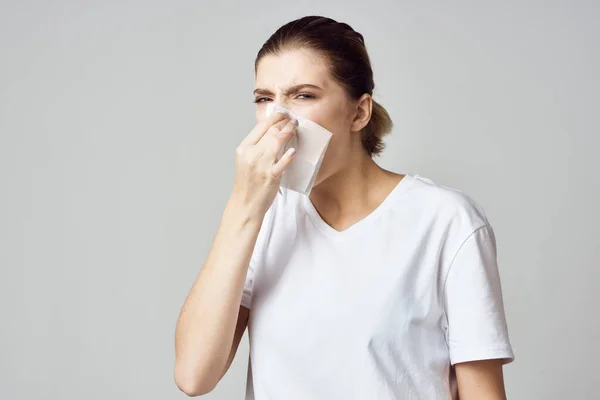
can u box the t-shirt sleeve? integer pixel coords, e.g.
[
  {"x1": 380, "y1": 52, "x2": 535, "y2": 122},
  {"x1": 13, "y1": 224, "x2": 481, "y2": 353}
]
[
  {"x1": 240, "y1": 198, "x2": 277, "y2": 309},
  {"x1": 240, "y1": 226, "x2": 265, "y2": 310},
  {"x1": 443, "y1": 223, "x2": 515, "y2": 365},
  {"x1": 240, "y1": 258, "x2": 255, "y2": 309}
]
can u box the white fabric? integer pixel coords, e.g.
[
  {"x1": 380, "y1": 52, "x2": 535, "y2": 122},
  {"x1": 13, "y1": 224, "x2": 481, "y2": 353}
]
[
  {"x1": 265, "y1": 103, "x2": 332, "y2": 195},
  {"x1": 241, "y1": 174, "x2": 514, "y2": 400}
]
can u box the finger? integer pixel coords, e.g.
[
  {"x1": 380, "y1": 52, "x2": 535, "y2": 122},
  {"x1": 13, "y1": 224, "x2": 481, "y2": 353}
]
[
  {"x1": 260, "y1": 118, "x2": 298, "y2": 157},
  {"x1": 268, "y1": 118, "x2": 292, "y2": 136},
  {"x1": 271, "y1": 147, "x2": 297, "y2": 178},
  {"x1": 241, "y1": 112, "x2": 288, "y2": 147},
  {"x1": 263, "y1": 117, "x2": 297, "y2": 141}
]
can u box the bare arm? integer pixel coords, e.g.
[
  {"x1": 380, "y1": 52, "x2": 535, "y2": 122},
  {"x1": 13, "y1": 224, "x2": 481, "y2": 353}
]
[
  {"x1": 217, "y1": 306, "x2": 250, "y2": 383},
  {"x1": 173, "y1": 113, "x2": 297, "y2": 396},
  {"x1": 455, "y1": 359, "x2": 507, "y2": 400},
  {"x1": 174, "y1": 199, "x2": 262, "y2": 396}
]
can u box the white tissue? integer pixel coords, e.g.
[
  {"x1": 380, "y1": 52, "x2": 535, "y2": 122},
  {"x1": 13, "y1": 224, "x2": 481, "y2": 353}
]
[{"x1": 266, "y1": 103, "x2": 333, "y2": 196}]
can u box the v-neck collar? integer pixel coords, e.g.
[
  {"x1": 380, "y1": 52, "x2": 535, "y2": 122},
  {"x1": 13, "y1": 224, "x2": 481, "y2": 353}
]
[{"x1": 302, "y1": 173, "x2": 416, "y2": 241}]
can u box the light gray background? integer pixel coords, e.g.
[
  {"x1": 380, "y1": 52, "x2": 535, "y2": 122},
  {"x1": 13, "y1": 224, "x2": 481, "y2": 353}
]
[{"x1": 1, "y1": 1, "x2": 598, "y2": 399}]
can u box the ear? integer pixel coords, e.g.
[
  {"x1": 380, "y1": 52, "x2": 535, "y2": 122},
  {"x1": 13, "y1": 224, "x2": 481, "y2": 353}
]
[{"x1": 351, "y1": 93, "x2": 373, "y2": 132}]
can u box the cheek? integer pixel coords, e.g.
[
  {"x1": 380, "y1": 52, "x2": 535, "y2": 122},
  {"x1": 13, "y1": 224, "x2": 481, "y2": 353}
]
[
  {"x1": 308, "y1": 107, "x2": 352, "y2": 172},
  {"x1": 306, "y1": 109, "x2": 351, "y2": 137},
  {"x1": 316, "y1": 130, "x2": 348, "y2": 177}
]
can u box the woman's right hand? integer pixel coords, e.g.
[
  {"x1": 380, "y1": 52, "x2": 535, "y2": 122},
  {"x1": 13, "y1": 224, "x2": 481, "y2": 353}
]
[
  {"x1": 175, "y1": 112, "x2": 298, "y2": 396},
  {"x1": 231, "y1": 112, "x2": 298, "y2": 217}
]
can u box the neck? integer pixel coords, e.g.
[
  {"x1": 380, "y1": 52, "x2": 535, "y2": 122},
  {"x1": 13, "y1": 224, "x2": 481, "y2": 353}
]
[{"x1": 309, "y1": 149, "x2": 403, "y2": 229}]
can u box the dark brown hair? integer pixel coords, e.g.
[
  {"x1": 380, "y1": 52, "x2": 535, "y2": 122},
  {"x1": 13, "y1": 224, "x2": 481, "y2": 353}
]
[{"x1": 255, "y1": 16, "x2": 393, "y2": 157}]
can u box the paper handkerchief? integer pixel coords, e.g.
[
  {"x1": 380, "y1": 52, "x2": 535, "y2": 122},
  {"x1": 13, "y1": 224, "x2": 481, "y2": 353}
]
[{"x1": 266, "y1": 103, "x2": 333, "y2": 196}]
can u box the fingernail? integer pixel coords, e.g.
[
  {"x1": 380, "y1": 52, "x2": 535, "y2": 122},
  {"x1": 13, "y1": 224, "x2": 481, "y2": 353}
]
[
  {"x1": 291, "y1": 118, "x2": 299, "y2": 126},
  {"x1": 287, "y1": 148, "x2": 296, "y2": 157}
]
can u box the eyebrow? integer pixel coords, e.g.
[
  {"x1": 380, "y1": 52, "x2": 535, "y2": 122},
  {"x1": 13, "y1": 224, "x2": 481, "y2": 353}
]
[{"x1": 253, "y1": 84, "x2": 323, "y2": 96}]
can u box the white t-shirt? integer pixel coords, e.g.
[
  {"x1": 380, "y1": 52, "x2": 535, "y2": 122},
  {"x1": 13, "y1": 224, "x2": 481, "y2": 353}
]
[{"x1": 241, "y1": 174, "x2": 514, "y2": 400}]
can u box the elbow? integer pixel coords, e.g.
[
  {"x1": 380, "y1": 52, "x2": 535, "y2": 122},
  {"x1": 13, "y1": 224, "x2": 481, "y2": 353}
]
[{"x1": 174, "y1": 363, "x2": 216, "y2": 397}]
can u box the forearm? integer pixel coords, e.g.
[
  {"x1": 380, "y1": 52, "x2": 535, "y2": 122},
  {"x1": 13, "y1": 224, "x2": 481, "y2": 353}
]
[
  {"x1": 174, "y1": 195, "x2": 263, "y2": 391},
  {"x1": 455, "y1": 359, "x2": 507, "y2": 400}
]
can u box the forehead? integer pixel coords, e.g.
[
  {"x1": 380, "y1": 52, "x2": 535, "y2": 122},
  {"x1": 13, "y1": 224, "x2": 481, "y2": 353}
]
[{"x1": 255, "y1": 48, "x2": 332, "y2": 89}]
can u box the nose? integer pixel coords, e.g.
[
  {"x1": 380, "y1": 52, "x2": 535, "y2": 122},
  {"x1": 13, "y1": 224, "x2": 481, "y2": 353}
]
[
  {"x1": 256, "y1": 101, "x2": 291, "y2": 122},
  {"x1": 272, "y1": 98, "x2": 289, "y2": 109}
]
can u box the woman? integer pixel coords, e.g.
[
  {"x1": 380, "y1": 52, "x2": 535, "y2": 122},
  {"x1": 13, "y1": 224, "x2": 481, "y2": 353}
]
[{"x1": 175, "y1": 16, "x2": 514, "y2": 399}]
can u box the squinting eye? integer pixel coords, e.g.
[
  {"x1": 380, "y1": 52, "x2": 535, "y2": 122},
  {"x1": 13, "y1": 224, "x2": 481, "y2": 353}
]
[
  {"x1": 297, "y1": 93, "x2": 315, "y2": 99},
  {"x1": 253, "y1": 97, "x2": 271, "y2": 103}
]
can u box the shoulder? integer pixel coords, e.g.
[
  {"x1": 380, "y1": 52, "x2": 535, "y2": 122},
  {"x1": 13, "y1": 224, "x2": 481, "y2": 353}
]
[
  {"x1": 408, "y1": 174, "x2": 489, "y2": 225},
  {"x1": 398, "y1": 174, "x2": 502, "y2": 281},
  {"x1": 266, "y1": 187, "x2": 305, "y2": 220},
  {"x1": 403, "y1": 174, "x2": 493, "y2": 249},
  {"x1": 256, "y1": 187, "x2": 304, "y2": 240}
]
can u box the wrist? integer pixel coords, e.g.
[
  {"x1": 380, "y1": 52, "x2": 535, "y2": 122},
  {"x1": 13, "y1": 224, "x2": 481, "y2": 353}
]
[{"x1": 224, "y1": 193, "x2": 265, "y2": 228}]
